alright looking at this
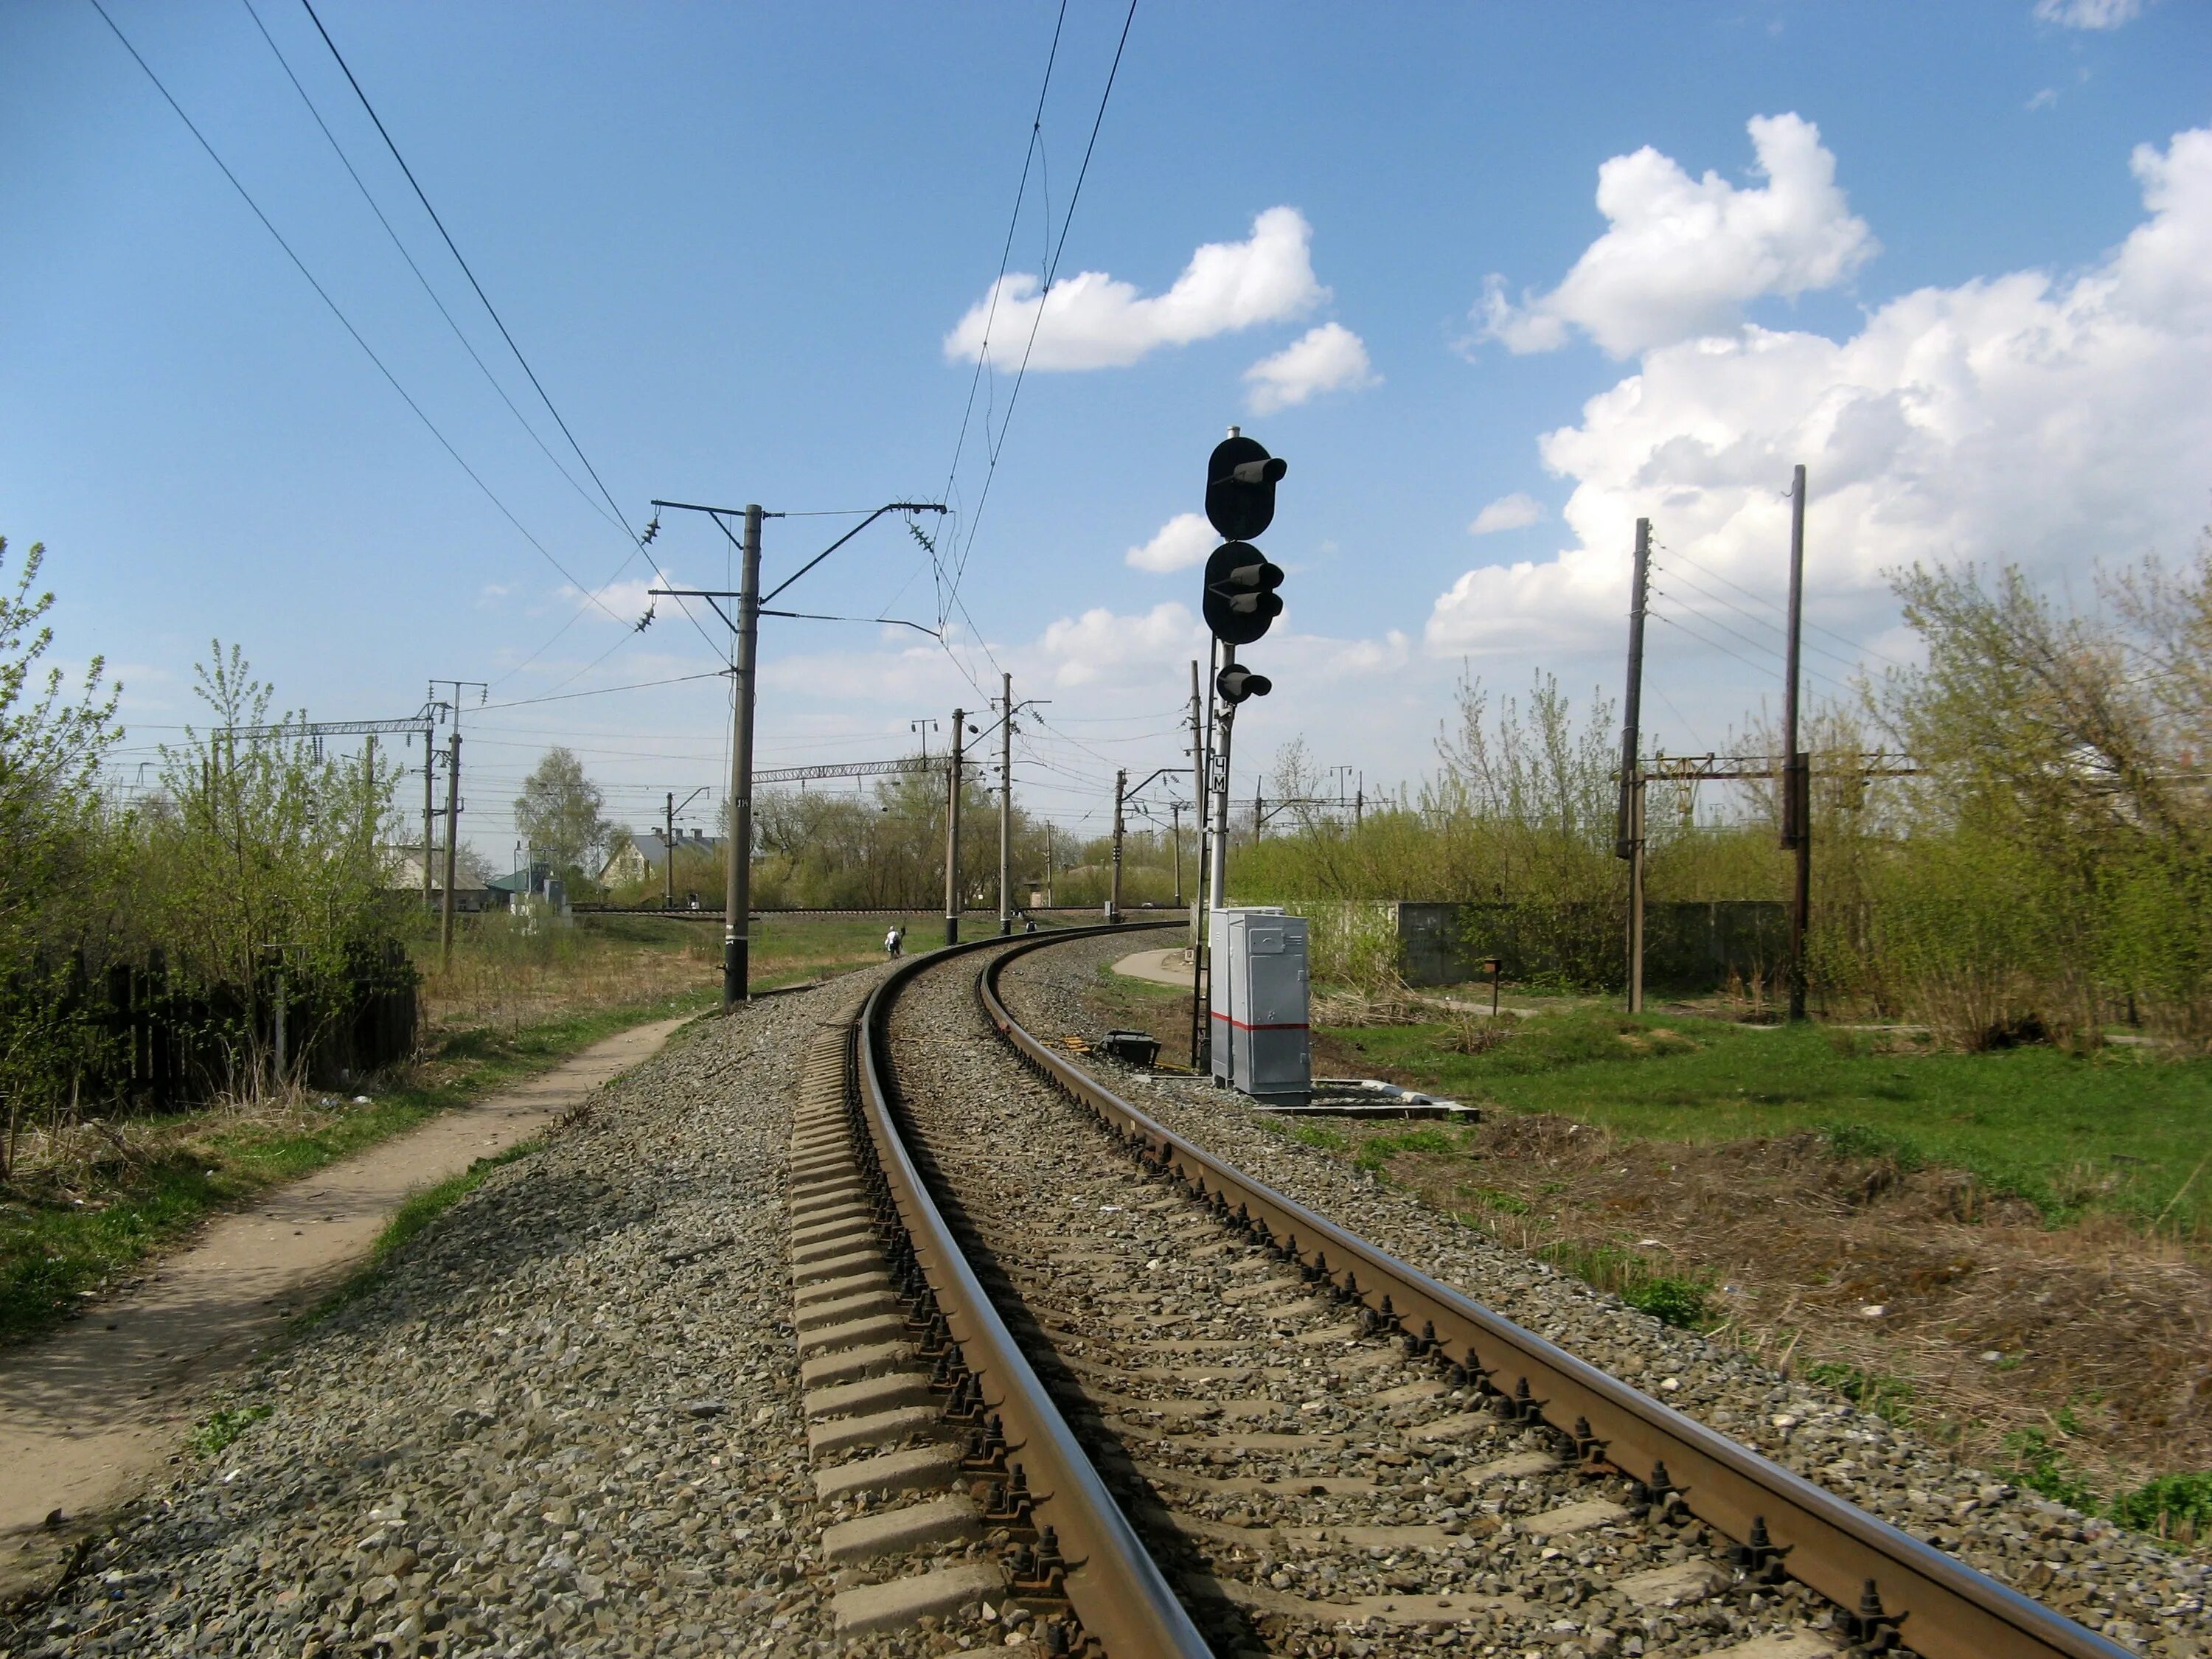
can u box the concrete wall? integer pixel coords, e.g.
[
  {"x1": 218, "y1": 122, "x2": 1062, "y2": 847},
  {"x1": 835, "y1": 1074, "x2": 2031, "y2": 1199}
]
[{"x1": 1394, "y1": 900, "x2": 1786, "y2": 994}]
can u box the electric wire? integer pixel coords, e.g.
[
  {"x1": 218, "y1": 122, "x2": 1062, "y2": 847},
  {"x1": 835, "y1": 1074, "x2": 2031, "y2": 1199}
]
[
  {"x1": 86, "y1": 0, "x2": 618, "y2": 619},
  {"x1": 949, "y1": 0, "x2": 1138, "y2": 602},
  {"x1": 293, "y1": 0, "x2": 721, "y2": 672},
  {"x1": 238, "y1": 0, "x2": 621, "y2": 536},
  {"x1": 1663, "y1": 543, "x2": 1908, "y2": 669}
]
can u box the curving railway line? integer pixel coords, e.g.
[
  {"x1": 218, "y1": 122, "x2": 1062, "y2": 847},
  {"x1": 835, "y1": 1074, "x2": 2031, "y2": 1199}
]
[{"x1": 792, "y1": 924, "x2": 2138, "y2": 1659}]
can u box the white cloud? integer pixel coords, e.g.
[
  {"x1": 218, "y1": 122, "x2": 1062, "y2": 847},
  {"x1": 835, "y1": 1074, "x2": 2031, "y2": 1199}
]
[
  {"x1": 1481, "y1": 114, "x2": 1875, "y2": 358},
  {"x1": 943, "y1": 207, "x2": 1326, "y2": 371},
  {"x1": 1430, "y1": 125, "x2": 2212, "y2": 661},
  {"x1": 2033, "y1": 0, "x2": 2140, "y2": 27},
  {"x1": 2026, "y1": 87, "x2": 2060, "y2": 111},
  {"x1": 1124, "y1": 512, "x2": 1217, "y2": 574},
  {"x1": 1243, "y1": 322, "x2": 1377, "y2": 414},
  {"x1": 1469, "y1": 493, "x2": 1544, "y2": 535},
  {"x1": 562, "y1": 574, "x2": 660, "y2": 623}
]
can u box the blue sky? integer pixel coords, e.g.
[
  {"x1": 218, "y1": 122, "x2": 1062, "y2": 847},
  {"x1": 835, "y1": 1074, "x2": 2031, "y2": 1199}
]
[{"x1": 4, "y1": 0, "x2": 2209, "y2": 858}]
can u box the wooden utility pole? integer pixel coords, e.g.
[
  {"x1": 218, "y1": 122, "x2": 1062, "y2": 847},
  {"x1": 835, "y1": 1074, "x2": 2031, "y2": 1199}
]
[
  {"x1": 1782, "y1": 467, "x2": 1810, "y2": 1022},
  {"x1": 1618, "y1": 518, "x2": 1652, "y2": 1013},
  {"x1": 943, "y1": 708, "x2": 966, "y2": 945},
  {"x1": 998, "y1": 671, "x2": 1015, "y2": 934},
  {"x1": 1108, "y1": 768, "x2": 1127, "y2": 922}
]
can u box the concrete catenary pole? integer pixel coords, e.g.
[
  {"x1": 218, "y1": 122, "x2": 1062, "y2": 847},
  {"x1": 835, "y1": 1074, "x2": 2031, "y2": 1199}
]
[
  {"x1": 439, "y1": 730, "x2": 461, "y2": 969},
  {"x1": 1108, "y1": 768, "x2": 1127, "y2": 922},
  {"x1": 998, "y1": 671, "x2": 1014, "y2": 934},
  {"x1": 1782, "y1": 466, "x2": 1810, "y2": 1023},
  {"x1": 723, "y1": 504, "x2": 763, "y2": 1007},
  {"x1": 943, "y1": 708, "x2": 966, "y2": 946},
  {"x1": 1618, "y1": 518, "x2": 1652, "y2": 1013},
  {"x1": 421, "y1": 739, "x2": 434, "y2": 915},
  {"x1": 664, "y1": 790, "x2": 675, "y2": 911}
]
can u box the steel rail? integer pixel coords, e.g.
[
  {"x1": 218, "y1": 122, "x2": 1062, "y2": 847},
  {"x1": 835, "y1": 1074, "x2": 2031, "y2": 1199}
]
[
  {"x1": 976, "y1": 932, "x2": 2135, "y2": 1659},
  {"x1": 854, "y1": 922, "x2": 1210, "y2": 1659}
]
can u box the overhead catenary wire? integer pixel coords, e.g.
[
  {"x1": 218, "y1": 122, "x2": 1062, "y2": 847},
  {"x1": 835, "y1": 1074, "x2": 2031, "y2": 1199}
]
[
  {"x1": 290, "y1": 0, "x2": 722, "y2": 672},
  {"x1": 949, "y1": 0, "x2": 1138, "y2": 605},
  {"x1": 85, "y1": 0, "x2": 619, "y2": 619}
]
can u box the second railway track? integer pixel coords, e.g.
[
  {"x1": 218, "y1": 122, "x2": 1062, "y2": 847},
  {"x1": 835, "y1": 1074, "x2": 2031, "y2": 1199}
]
[{"x1": 792, "y1": 926, "x2": 2161, "y2": 1659}]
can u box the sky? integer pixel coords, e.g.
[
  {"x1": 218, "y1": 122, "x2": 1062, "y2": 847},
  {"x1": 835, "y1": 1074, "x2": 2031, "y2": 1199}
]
[{"x1": 4, "y1": 0, "x2": 2210, "y2": 863}]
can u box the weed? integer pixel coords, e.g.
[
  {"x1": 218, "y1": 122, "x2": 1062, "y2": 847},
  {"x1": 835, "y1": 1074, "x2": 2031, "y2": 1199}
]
[
  {"x1": 1819, "y1": 1121, "x2": 1926, "y2": 1172},
  {"x1": 1352, "y1": 1127, "x2": 1458, "y2": 1172},
  {"x1": 1461, "y1": 1185, "x2": 1529, "y2": 1215},
  {"x1": 1804, "y1": 1360, "x2": 1918, "y2": 1425},
  {"x1": 1285, "y1": 1123, "x2": 1349, "y2": 1153},
  {"x1": 2001, "y1": 1427, "x2": 2099, "y2": 1512},
  {"x1": 188, "y1": 1402, "x2": 271, "y2": 1457},
  {"x1": 1542, "y1": 1241, "x2": 1714, "y2": 1329},
  {"x1": 2109, "y1": 1472, "x2": 2212, "y2": 1547}
]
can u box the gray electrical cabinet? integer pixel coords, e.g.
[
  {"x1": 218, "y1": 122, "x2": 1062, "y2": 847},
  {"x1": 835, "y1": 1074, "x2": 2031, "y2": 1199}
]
[{"x1": 1208, "y1": 908, "x2": 1311, "y2": 1101}]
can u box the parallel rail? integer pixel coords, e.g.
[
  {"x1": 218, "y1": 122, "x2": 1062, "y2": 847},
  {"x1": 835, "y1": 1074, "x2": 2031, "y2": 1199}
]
[
  {"x1": 852, "y1": 922, "x2": 1211, "y2": 1658},
  {"x1": 850, "y1": 923, "x2": 2132, "y2": 1659}
]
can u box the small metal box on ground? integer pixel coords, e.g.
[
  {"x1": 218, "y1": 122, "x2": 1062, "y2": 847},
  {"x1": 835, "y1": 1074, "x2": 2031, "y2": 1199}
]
[{"x1": 1208, "y1": 908, "x2": 1311, "y2": 1102}]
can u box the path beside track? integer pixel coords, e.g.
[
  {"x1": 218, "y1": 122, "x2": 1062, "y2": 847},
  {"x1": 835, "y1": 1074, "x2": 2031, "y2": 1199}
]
[{"x1": 0, "y1": 1012, "x2": 691, "y2": 1596}]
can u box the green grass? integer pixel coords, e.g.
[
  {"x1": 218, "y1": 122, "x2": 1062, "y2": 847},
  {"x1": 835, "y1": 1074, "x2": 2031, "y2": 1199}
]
[
  {"x1": 187, "y1": 1402, "x2": 272, "y2": 1458},
  {"x1": 0, "y1": 990, "x2": 711, "y2": 1349},
  {"x1": 1805, "y1": 1360, "x2": 1919, "y2": 1426},
  {"x1": 1329, "y1": 1007, "x2": 2212, "y2": 1233},
  {"x1": 375, "y1": 1138, "x2": 543, "y2": 1263},
  {"x1": 1540, "y1": 1240, "x2": 1716, "y2": 1329}
]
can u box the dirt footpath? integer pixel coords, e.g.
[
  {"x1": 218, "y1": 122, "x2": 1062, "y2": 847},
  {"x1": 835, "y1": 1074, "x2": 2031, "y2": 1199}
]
[{"x1": 0, "y1": 1013, "x2": 692, "y2": 1597}]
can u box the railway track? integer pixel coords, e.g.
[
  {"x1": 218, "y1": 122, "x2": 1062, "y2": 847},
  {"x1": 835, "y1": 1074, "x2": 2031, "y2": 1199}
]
[{"x1": 790, "y1": 926, "x2": 2140, "y2": 1658}]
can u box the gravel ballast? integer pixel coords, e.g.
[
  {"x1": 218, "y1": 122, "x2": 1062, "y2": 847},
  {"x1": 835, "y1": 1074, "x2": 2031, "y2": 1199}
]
[
  {"x1": 1, "y1": 978, "x2": 892, "y2": 1659},
  {"x1": 1001, "y1": 933, "x2": 2209, "y2": 1658}
]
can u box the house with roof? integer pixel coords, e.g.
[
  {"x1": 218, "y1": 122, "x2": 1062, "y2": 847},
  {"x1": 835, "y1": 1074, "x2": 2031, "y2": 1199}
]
[{"x1": 600, "y1": 828, "x2": 723, "y2": 890}]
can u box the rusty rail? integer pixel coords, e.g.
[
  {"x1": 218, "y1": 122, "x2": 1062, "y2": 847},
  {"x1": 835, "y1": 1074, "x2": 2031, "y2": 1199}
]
[
  {"x1": 976, "y1": 931, "x2": 2135, "y2": 1659},
  {"x1": 855, "y1": 924, "x2": 1210, "y2": 1658}
]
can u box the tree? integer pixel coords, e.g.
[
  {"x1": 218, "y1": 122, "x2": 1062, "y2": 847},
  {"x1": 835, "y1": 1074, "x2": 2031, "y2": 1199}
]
[
  {"x1": 0, "y1": 537, "x2": 122, "y2": 1173},
  {"x1": 515, "y1": 747, "x2": 608, "y2": 892}
]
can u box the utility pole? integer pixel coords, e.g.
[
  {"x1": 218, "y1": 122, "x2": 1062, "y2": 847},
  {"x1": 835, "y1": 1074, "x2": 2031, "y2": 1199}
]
[
  {"x1": 726, "y1": 504, "x2": 763, "y2": 1006},
  {"x1": 1618, "y1": 518, "x2": 1652, "y2": 1014},
  {"x1": 427, "y1": 678, "x2": 484, "y2": 971},
  {"x1": 1045, "y1": 822, "x2": 1055, "y2": 908},
  {"x1": 1108, "y1": 768, "x2": 1127, "y2": 923},
  {"x1": 440, "y1": 730, "x2": 461, "y2": 969},
  {"x1": 943, "y1": 708, "x2": 965, "y2": 945},
  {"x1": 998, "y1": 671, "x2": 1015, "y2": 934},
  {"x1": 665, "y1": 791, "x2": 675, "y2": 910},
  {"x1": 650, "y1": 495, "x2": 946, "y2": 1004},
  {"x1": 421, "y1": 742, "x2": 435, "y2": 916},
  {"x1": 1169, "y1": 801, "x2": 1184, "y2": 909},
  {"x1": 1782, "y1": 466, "x2": 1811, "y2": 1023},
  {"x1": 1186, "y1": 659, "x2": 1204, "y2": 949}
]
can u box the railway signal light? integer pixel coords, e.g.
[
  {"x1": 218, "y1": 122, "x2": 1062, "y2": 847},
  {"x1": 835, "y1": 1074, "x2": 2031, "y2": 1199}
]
[
  {"x1": 1203, "y1": 541, "x2": 1285, "y2": 646},
  {"x1": 1206, "y1": 432, "x2": 1287, "y2": 542},
  {"x1": 1217, "y1": 661, "x2": 1272, "y2": 704}
]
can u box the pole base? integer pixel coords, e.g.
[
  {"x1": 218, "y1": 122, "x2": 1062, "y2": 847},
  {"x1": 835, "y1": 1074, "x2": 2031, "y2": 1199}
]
[{"x1": 723, "y1": 938, "x2": 748, "y2": 1008}]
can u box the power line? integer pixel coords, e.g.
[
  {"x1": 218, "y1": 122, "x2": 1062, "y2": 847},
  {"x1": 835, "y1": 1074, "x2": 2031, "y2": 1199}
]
[
  {"x1": 1663, "y1": 543, "x2": 1907, "y2": 669},
  {"x1": 298, "y1": 0, "x2": 627, "y2": 543},
  {"x1": 950, "y1": 0, "x2": 1138, "y2": 602},
  {"x1": 237, "y1": 0, "x2": 619, "y2": 535},
  {"x1": 292, "y1": 0, "x2": 721, "y2": 673},
  {"x1": 86, "y1": 0, "x2": 616, "y2": 616},
  {"x1": 477, "y1": 670, "x2": 728, "y2": 713},
  {"x1": 937, "y1": 0, "x2": 1070, "y2": 612}
]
